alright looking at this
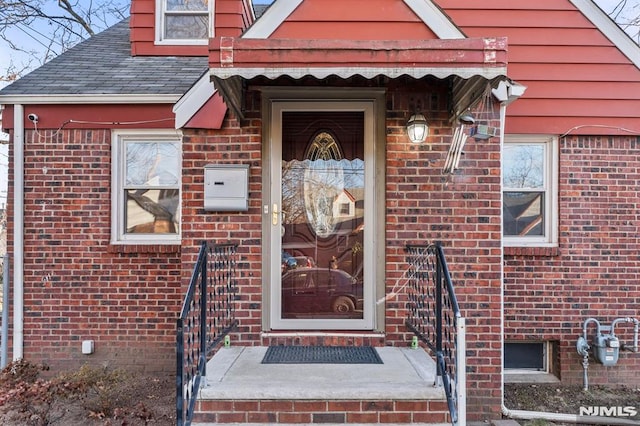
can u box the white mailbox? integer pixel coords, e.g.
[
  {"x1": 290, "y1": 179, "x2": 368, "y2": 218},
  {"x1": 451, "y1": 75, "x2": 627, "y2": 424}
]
[{"x1": 204, "y1": 164, "x2": 250, "y2": 211}]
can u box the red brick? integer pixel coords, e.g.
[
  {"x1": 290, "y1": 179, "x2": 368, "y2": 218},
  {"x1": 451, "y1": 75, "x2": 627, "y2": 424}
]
[
  {"x1": 346, "y1": 412, "x2": 379, "y2": 423},
  {"x1": 215, "y1": 412, "x2": 247, "y2": 423},
  {"x1": 234, "y1": 400, "x2": 259, "y2": 411},
  {"x1": 293, "y1": 400, "x2": 328, "y2": 412},
  {"x1": 312, "y1": 413, "x2": 346, "y2": 423},
  {"x1": 198, "y1": 400, "x2": 233, "y2": 411},
  {"x1": 328, "y1": 401, "x2": 361, "y2": 411},
  {"x1": 363, "y1": 400, "x2": 393, "y2": 411},
  {"x1": 247, "y1": 412, "x2": 277, "y2": 423},
  {"x1": 260, "y1": 400, "x2": 294, "y2": 412},
  {"x1": 412, "y1": 411, "x2": 449, "y2": 423},
  {"x1": 279, "y1": 412, "x2": 312, "y2": 423},
  {"x1": 395, "y1": 400, "x2": 428, "y2": 411},
  {"x1": 380, "y1": 411, "x2": 412, "y2": 423}
]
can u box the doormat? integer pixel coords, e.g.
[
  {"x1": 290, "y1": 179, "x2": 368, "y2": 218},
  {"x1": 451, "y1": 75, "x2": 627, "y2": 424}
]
[{"x1": 261, "y1": 346, "x2": 383, "y2": 364}]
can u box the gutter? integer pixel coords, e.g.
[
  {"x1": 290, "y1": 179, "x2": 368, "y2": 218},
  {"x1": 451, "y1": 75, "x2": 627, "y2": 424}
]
[
  {"x1": 12, "y1": 104, "x2": 24, "y2": 360},
  {"x1": 0, "y1": 94, "x2": 181, "y2": 105}
]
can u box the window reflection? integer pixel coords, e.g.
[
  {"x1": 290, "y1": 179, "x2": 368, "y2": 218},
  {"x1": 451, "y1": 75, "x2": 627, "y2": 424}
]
[
  {"x1": 503, "y1": 145, "x2": 544, "y2": 188},
  {"x1": 503, "y1": 144, "x2": 545, "y2": 237}
]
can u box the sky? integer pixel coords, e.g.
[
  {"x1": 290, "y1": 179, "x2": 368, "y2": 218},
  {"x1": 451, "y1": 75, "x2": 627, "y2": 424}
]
[{"x1": 0, "y1": 0, "x2": 638, "y2": 208}]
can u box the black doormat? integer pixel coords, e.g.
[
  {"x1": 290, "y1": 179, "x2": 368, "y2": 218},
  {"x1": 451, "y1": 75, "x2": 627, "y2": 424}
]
[{"x1": 262, "y1": 346, "x2": 383, "y2": 364}]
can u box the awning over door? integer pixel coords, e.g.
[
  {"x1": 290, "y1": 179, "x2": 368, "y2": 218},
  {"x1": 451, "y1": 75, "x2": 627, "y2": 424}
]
[{"x1": 208, "y1": 36, "x2": 511, "y2": 121}]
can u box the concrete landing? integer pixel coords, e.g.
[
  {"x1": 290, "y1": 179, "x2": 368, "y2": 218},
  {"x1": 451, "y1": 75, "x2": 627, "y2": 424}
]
[{"x1": 200, "y1": 346, "x2": 445, "y2": 400}]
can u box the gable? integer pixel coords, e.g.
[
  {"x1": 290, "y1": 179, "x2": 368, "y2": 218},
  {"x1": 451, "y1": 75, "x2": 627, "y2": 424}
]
[
  {"x1": 437, "y1": 0, "x2": 640, "y2": 135},
  {"x1": 244, "y1": 0, "x2": 464, "y2": 39},
  {"x1": 268, "y1": 0, "x2": 439, "y2": 40}
]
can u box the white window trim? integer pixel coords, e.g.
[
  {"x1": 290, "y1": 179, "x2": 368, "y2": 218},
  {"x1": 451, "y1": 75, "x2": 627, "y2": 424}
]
[
  {"x1": 155, "y1": 0, "x2": 214, "y2": 45},
  {"x1": 503, "y1": 134, "x2": 558, "y2": 247},
  {"x1": 111, "y1": 129, "x2": 182, "y2": 245}
]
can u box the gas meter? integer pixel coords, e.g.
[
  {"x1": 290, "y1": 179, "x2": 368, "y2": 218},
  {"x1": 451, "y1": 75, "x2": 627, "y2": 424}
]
[
  {"x1": 577, "y1": 317, "x2": 640, "y2": 391},
  {"x1": 593, "y1": 334, "x2": 620, "y2": 366}
]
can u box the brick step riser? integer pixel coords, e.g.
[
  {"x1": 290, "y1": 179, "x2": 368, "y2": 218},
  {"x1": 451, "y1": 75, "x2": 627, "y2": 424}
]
[{"x1": 193, "y1": 399, "x2": 450, "y2": 424}]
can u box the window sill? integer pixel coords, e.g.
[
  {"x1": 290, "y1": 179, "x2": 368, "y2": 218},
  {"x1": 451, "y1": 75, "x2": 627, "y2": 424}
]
[
  {"x1": 504, "y1": 370, "x2": 559, "y2": 384},
  {"x1": 108, "y1": 244, "x2": 181, "y2": 254},
  {"x1": 504, "y1": 246, "x2": 560, "y2": 257}
]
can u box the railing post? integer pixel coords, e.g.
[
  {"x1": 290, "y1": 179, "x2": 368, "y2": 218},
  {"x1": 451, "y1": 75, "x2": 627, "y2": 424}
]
[
  {"x1": 176, "y1": 318, "x2": 184, "y2": 426},
  {"x1": 199, "y1": 243, "x2": 208, "y2": 385},
  {"x1": 435, "y1": 245, "x2": 443, "y2": 355},
  {"x1": 456, "y1": 316, "x2": 466, "y2": 426}
]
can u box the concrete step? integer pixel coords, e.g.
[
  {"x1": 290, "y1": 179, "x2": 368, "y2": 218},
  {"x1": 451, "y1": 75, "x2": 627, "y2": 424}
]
[{"x1": 192, "y1": 346, "x2": 450, "y2": 424}]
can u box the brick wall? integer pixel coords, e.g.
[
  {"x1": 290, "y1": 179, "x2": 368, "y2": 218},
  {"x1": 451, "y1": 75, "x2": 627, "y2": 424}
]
[
  {"x1": 9, "y1": 82, "x2": 505, "y2": 419},
  {"x1": 504, "y1": 135, "x2": 640, "y2": 385},
  {"x1": 384, "y1": 81, "x2": 503, "y2": 419},
  {"x1": 180, "y1": 114, "x2": 264, "y2": 344},
  {"x1": 180, "y1": 82, "x2": 504, "y2": 419},
  {"x1": 12, "y1": 128, "x2": 182, "y2": 373}
]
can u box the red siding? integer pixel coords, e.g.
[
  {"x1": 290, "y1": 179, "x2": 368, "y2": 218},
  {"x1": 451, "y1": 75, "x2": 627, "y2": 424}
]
[
  {"x1": 271, "y1": 0, "x2": 438, "y2": 40},
  {"x1": 0, "y1": 104, "x2": 176, "y2": 131},
  {"x1": 129, "y1": 0, "x2": 254, "y2": 56},
  {"x1": 438, "y1": 0, "x2": 640, "y2": 135}
]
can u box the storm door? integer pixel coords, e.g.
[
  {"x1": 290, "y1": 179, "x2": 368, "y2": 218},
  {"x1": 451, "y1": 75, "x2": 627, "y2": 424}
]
[{"x1": 269, "y1": 101, "x2": 376, "y2": 330}]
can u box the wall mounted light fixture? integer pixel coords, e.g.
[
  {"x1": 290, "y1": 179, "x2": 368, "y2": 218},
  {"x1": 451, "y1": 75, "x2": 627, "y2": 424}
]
[
  {"x1": 458, "y1": 111, "x2": 475, "y2": 125},
  {"x1": 406, "y1": 113, "x2": 429, "y2": 144}
]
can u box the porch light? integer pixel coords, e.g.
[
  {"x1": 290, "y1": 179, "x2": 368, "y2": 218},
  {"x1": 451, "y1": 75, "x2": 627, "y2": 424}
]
[
  {"x1": 406, "y1": 113, "x2": 429, "y2": 144},
  {"x1": 458, "y1": 111, "x2": 475, "y2": 125}
]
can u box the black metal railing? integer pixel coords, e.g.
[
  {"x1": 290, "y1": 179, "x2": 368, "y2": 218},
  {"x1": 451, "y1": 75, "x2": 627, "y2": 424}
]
[
  {"x1": 405, "y1": 243, "x2": 466, "y2": 426},
  {"x1": 176, "y1": 242, "x2": 238, "y2": 426}
]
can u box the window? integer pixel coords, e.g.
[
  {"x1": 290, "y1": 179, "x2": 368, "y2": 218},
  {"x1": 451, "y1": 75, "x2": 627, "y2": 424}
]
[
  {"x1": 111, "y1": 131, "x2": 181, "y2": 244},
  {"x1": 503, "y1": 135, "x2": 558, "y2": 247},
  {"x1": 156, "y1": 0, "x2": 212, "y2": 44},
  {"x1": 504, "y1": 341, "x2": 560, "y2": 383},
  {"x1": 504, "y1": 342, "x2": 545, "y2": 370}
]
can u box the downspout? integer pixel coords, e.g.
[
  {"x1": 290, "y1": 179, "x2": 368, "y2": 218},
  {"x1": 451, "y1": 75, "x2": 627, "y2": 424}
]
[
  {"x1": 497, "y1": 91, "x2": 637, "y2": 426},
  {"x1": 12, "y1": 104, "x2": 24, "y2": 360},
  {"x1": 1, "y1": 255, "x2": 8, "y2": 367}
]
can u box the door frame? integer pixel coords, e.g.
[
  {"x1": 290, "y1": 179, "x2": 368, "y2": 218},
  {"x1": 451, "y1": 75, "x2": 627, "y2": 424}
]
[{"x1": 260, "y1": 88, "x2": 386, "y2": 331}]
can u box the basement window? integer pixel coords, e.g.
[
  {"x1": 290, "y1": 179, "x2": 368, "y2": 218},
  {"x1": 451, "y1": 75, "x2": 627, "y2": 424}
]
[
  {"x1": 111, "y1": 130, "x2": 181, "y2": 244},
  {"x1": 504, "y1": 341, "x2": 559, "y2": 383},
  {"x1": 156, "y1": 0, "x2": 213, "y2": 44},
  {"x1": 505, "y1": 342, "x2": 545, "y2": 371}
]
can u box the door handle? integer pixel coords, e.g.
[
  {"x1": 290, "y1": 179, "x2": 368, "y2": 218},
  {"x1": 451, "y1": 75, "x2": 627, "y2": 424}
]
[{"x1": 272, "y1": 204, "x2": 279, "y2": 225}]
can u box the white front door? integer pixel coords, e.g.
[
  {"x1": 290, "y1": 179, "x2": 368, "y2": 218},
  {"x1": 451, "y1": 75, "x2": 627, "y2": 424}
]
[{"x1": 267, "y1": 98, "x2": 379, "y2": 330}]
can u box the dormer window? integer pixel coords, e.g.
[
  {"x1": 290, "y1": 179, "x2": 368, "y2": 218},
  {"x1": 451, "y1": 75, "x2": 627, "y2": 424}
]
[{"x1": 156, "y1": 0, "x2": 213, "y2": 44}]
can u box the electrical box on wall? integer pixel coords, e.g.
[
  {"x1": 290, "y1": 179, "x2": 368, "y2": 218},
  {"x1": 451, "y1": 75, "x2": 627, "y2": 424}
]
[{"x1": 204, "y1": 164, "x2": 250, "y2": 211}]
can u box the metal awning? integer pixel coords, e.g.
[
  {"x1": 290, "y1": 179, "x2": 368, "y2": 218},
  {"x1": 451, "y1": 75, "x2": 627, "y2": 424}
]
[{"x1": 209, "y1": 37, "x2": 510, "y2": 121}]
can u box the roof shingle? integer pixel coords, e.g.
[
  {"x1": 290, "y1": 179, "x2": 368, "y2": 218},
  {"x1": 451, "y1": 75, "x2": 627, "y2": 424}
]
[{"x1": 0, "y1": 18, "x2": 208, "y2": 97}]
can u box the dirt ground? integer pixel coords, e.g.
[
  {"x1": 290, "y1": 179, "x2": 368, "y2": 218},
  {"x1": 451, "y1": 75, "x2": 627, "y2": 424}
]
[
  {"x1": 2, "y1": 361, "x2": 639, "y2": 425},
  {"x1": 505, "y1": 382, "x2": 640, "y2": 425},
  {"x1": 0, "y1": 362, "x2": 176, "y2": 426},
  {"x1": 53, "y1": 380, "x2": 640, "y2": 425}
]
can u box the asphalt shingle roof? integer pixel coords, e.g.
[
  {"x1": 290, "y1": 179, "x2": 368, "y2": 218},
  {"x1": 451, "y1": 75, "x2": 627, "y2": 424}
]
[{"x1": 0, "y1": 18, "x2": 208, "y2": 97}]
